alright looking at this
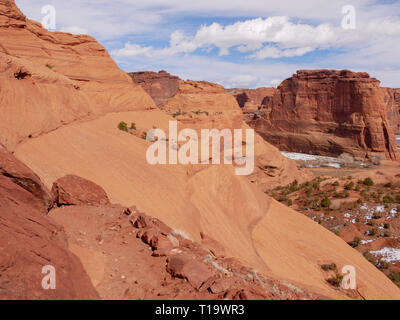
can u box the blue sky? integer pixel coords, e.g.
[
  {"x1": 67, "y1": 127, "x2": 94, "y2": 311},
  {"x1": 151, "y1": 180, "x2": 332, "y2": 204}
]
[{"x1": 16, "y1": 0, "x2": 400, "y2": 88}]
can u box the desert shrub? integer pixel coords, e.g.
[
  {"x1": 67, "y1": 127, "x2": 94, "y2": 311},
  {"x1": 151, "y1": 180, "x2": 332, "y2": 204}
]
[
  {"x1": 368, "y1": 227, "x2": 378, "y2": 236},
  {"x1": 355, "y1": 185, "x2": 361, "y2": 192},
  {"x1": 305, "y1": 188, "x2": 313, "y2": 197},
  {"x1": 45, "y1": 63, "x2": 53, "y2": 69},
  {"x1": 383, "y1": 222, "x2": 390, "y2": 229},
  {"x1": 351, "y1": 237, "x2": 362, "y2": 248},
  {"x1": 321, "y1": 263, "x2": 337, "y2": 271},
  {"x1": 363, "y1": 177, "x2": 374, "y2": 186},
  {"x1": 118, "y1": 121, "x2": 128, "y2": 132},
  {"x1": 287, "y1": 199, "x2": 293, "y2": 206},
  {"x1": 344, "y1": 182, "x2": 354, "y2": 190},
  {"x1": 388, "y1": 272, "x2": 400, "y2": 287},
  {"x1": 320, "y1": 197, "x2": 331, "y2": 208},
  {"x1": 363, "y1": 251, "x2": 376, "y2": 263},
  {"x1": 380, "y1": 261, "x2": 391, "y2": 269},
  {"x1": 367, "y1": 220, "x2": 376, "y2": 226},
  {"x1": 383, "y1": 196, "x2": 394, "y2": 204},
  {"x1": 384, "y1": 182, "x2": 393, "y2": 188},
  {"x1": 130, "y1": 122, "x2": 137, "y2": 130},
  {"x1": 141, "y1": 132, "x2": 147, "y2": 140},
  {"x1": 395, "y1": 194, "x2": 400, "y2": 203},
  {"x1": 327, "y1": 274, "x2": 344, "y2": 287},
  {"x1": 332, "y1": 181, "x2": 340, "y2": 187},
  {"x1": 372, "y1": 212, "x2": 383, "y2": 219},
  {"x1": 383, "y1": 230, "x2": 391, "y2": 237}
]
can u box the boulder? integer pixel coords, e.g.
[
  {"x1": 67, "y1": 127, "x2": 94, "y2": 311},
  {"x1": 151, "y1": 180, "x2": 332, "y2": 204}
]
[
  {"x1": 167, "y1": 253, "x2": 215, "y2": 290},
  {"x1": 52, "y1": 175, "x2": 110, "y2": 206}
]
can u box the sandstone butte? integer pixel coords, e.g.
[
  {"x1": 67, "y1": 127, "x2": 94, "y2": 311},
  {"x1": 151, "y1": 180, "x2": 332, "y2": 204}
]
[
  {"x1": 1, "y1": 0, "x2": 400, "y2": 300},
  {"x1": 382, "y1": 87, "x2": 400, "y2": 134},
  {"x1": 231, "y1": 70, "x2": 400, "y2": 161}
]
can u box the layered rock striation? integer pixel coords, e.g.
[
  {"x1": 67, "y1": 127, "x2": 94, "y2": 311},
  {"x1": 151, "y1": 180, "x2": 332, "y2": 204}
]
[{"x1": 245, "y1": 70, "x2": 399, "y2": 160}]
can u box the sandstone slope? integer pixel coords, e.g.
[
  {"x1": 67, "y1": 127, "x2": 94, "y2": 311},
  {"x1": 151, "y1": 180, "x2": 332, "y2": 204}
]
[
  {"x1": 2, "y1": 1, "x2": 400, "y2": 300},
  {"x1": 0, "y1": 0, "x2": 155, "y2": 150},
  {"x1": 130, "y1": 70, "x2": 311, "y2": 189}
]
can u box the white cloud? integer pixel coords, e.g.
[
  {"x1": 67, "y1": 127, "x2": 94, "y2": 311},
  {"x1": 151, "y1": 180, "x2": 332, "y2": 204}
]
[
  {"x1": 250, "y1": 46, "x2": 315, "y2": 59},
  {"x1": 15, "y1": 0, "x2": 400, "y2": 87},
  {"x1": 112, "y1": 43, "x2": 154, "y2": 57}
]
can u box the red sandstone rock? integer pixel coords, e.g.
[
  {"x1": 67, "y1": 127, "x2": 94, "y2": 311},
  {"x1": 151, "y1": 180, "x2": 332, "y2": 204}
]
[
  {"x1": 383, "y1": 88, "x2": 400, "y2": 133},
  {"x1": 0, "y1": 148, "x2": 53, "y2": 210},
  {"x1": 0, "y1": 0, "x2": 155, "y2": 151},
  {"x1": 248, "y1": 70, "x2": 399, "y2": 160},
  {"x1": 0, "y1": 150, "x2": 99, "y2": 299},
  {"x1": 229, "y1": 87, "x2": 278, "y2": 121},
  {"x1": 166, "y1": 253, "x2": 215, "y2": 290},
  {"x1": 52, "y1": 175, "x2": 110, "y2": 206},
  {"x1": 129, "y1": 70, "x2": 179, "y2": 106}
]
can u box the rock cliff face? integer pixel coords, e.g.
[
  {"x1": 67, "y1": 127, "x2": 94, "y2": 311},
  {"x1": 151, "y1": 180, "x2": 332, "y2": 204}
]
[
  {"x1": 383, "y1": 88, "x2": 400, "y2": 134},
  {"x1": 228, "y1": 87, "x2": 278, "y2": 121},
  {"x1": 0, "y1": 0, "x2": 155, "y2": 150},
  {"x1": 0, "y1": 148, "x2": 99, "y2": 299},
  {"x1": 246, "y1": 70, "x2": 399, "y2": 160},
  {"x1": 129, "y1": 70, "x2": 180, "y2": 106}
]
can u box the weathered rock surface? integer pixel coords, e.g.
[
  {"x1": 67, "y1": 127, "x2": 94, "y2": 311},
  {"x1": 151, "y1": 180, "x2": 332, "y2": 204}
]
[
  {"x1": 52, "y1": 175, "x2": 110, "y2": 206},
  {"x1": 0, "y1": 149, "x2": 99, "y2": 299},
  {"x1": 129, "y1": 70, "x2": 312, "y2": 189},
  {"x1": 50, "y1": 203, "x2": 322, "y2": 300},
  {"x1": 243, "y1": 70, "x2": 399, "y2": 161},
  {"x1": 228, "y1": 87, "x2": 278, "y2": 121},
  {"x1": 4, "y1": 2, "x2": 400, "y2": 300},
  {"x1": 383, "y1": 88, "x2": 400, "y2": 134},
  {"x1": 0, "y1": 0, "x2": 155, "y2": 151},
  {"x1": 129, "y1": 70, "x2": 179, "y2": 106}
]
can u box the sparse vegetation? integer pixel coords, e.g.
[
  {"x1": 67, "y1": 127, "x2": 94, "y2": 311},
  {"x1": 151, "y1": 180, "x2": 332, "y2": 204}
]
[
  {"x1": 363, "y1": 177, "x2": 374, "y2": 187},
  {"x1": 327, "y1": 274, "x2": 343, "y2": 287},
  {"x1": 351, "y1": 237, "x2": 362, "y2": 248},
  {"x1": 118, "y1": 121, "x2": 128, "y2": 132}
]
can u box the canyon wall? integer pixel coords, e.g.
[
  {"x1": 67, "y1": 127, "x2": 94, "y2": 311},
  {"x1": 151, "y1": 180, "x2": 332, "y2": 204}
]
[
  {"x1": 383, "y1": 88, "x2": 400, "y2": 134},
  {"x1": 236, "y1": 70, "x2": 399, "y2": 160}
]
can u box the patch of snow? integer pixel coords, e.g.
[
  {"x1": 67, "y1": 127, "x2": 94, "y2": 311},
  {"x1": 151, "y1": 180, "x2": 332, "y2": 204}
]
[
  {"x1": 361, "y1": 239, "x2": 375, "y2": 245},
  {"x1": 326, "y1": 163, "x2": 341, "y2": 168},
  {"x1": 351, "y1": 219, "x2": 357, "y2": 224},
  {"x1": 344, "y1": 213, "x2": 351, "y2": 218},
  {"x1": 370, "y1": 248, "x2": 400, "y2": 262},
  {"x1": 375, "y1": 206, "x2": 385, "y2": 213}
]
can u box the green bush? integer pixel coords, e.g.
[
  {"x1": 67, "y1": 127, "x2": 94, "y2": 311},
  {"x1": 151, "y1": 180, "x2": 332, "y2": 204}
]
[
  {"x1": 327, "y1": 274, "x2": 344, "y2": 287},
  {"x1": 344, "y1": 182, "x2": 354, "y2": 190},
  {"x1": 384, "y1": 182, "x2": 393, "y2": 188},
  {"x1": 388, "y1": 272, "x2": 400, "y2": 287},
  {"x1": 118, "y1": 121, "x2": 128, "y2": 132},
  {"x1": 383, "y1": 196, "x2": 394, "y2": 204},
  {"x1": 351, "y1": 237, "x2": 362, "y2": 248},
  {"x1": 321, "y1": 263, "x2": 337, "y2": 271},
  {"x1": 363, "y1": 177, "x2": 374, "y2": 186},
  {"x1": 320, "y1": 197, "x2": 331, "y2": 208}
]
